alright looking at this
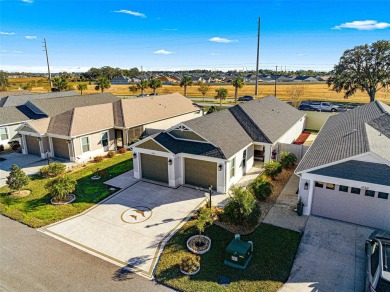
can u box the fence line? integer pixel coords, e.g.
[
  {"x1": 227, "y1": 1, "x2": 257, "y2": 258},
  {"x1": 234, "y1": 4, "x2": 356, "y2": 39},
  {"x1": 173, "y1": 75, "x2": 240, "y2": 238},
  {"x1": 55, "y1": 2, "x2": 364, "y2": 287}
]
[{"x1": 277, "y1": 143, "x2": 309, "y2": 163}]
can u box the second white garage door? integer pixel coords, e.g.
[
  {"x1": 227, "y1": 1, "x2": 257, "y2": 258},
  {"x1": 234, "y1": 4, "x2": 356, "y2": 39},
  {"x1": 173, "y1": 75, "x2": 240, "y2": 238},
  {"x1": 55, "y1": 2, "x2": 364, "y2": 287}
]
[{"x1": 311, "y1": 184, "x2": 390, "y2": 231}]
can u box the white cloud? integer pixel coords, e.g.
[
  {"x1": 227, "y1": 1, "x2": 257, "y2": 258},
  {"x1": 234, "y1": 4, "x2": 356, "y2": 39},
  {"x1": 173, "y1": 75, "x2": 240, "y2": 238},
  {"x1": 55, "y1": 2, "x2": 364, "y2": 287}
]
[
  {"x1": 332, "y1": 20, "x2": 390, "y2": 30},
  {"x1": 21, "y1": 0, "x2": 34, "y2": 3},
  {"x1": 1, "y1": 50, "x2": 23, "y2": 53},
  {"x1": 1, "y1": 65, "x2": 91, "y2": 73},
  {"x1": 25, "y1": 35, "x2": 37, "y2": 39},
  {"x1": 208, "y1": 37, "x2": 238, "y2": 43},
  {"x1": 164, "y1": 28, "x2": 178, "y2": 31},
  {"x1": 211, "y1": 52, "x2": 220, "y2": 56},
  {"x1": 297, "y1": 53, "x2": 304, "y2": 56},
  {"x1": 0, "y1": 31, "x2": 15, "y2": 35},
  {"x1": 114, "y1": 10, "x2": 146, "y2": 18},
  {"x1": 153, "y1": 49, "x2": 174, "y2": 55}
]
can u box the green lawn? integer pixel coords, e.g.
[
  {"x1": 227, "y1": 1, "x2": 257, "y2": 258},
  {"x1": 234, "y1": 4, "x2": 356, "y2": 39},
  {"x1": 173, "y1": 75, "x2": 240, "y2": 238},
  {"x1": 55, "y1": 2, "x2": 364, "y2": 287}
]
[
  {"x1": 0, "y1": 152, "x2": 133, "y2": 228},
  {"x1": 155, "y1": 220, "x2": 301, "y2": 292}
]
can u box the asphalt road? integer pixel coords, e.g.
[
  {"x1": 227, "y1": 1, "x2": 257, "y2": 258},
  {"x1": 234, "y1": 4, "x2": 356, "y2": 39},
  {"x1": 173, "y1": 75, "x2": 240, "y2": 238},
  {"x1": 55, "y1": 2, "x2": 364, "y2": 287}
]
[{"x1": 0, "y1": 215, "x2": 172, "y2": 292}]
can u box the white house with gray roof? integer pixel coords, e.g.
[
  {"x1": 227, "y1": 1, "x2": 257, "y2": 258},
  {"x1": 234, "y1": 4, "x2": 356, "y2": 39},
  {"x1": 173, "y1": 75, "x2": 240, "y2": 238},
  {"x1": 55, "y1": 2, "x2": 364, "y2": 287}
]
[
  {"x1": 131, "y1": 96, "x2": 306, "y2": 193},
  {"x1": 295, "y1": 100, "x2": 390, "y2": 231}
]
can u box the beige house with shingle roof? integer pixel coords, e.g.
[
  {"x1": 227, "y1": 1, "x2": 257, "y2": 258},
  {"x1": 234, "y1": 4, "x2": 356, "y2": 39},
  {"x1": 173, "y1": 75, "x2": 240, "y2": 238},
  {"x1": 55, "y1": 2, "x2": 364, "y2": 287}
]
[{"x1": 18, "y1": 93, "x2": 203, "y2": 162}]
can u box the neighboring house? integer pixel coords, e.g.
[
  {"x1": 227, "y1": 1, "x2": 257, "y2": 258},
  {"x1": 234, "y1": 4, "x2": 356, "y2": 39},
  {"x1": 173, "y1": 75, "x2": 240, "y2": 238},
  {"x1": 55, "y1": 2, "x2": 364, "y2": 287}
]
[
  {"x1": 18, "y1": 93, "x2": 203, "y2": 162},
  {"x1": 131, "y1": 96, "x2": 306, "y2": 193},
  {"x1": 293, "y1": 76, "x2": 319, "y2": 82},
  {"x1": 295, "y1": 101, "x2": 390, "y2": 231},
  {"x1": 0, "y1": 91, "x2": 79, "y2": 107},
  {"x1": 111, "y1": 76, "x2": 131, "y2": 85},
  {"x1": 0, "y1": 89, "x2": 32, "y2": 100},
  {"x1": 0, "y1": 107, "x2": 31, "y2": 147}
]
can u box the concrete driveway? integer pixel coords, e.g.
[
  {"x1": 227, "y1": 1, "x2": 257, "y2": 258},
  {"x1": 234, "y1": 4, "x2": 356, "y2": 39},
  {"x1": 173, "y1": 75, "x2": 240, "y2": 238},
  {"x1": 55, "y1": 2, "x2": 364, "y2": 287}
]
[
  {"x1": 0, "y1": 152, "x2": 75, "y2": 187},
  {"x1": 40, "y1": 181, "x2": 220, "y2": 278},
  {"x1": 281, "y1": 216, "x2": 374, "y2": 292}
]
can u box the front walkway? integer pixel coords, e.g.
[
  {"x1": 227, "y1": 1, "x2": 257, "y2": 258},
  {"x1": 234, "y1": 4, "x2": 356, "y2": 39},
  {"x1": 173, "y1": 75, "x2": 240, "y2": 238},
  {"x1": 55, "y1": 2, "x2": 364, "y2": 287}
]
[
  {"x1": 39, "y1": 181, "x2": 223, "y2": 279},
  {"x1": 263, "y1": 174, "x2": 308, "y2": 233},
  {"x1": 235, "y1": 161, "x2": 264, "y2": 188},
  {"x1": 104, "y1": 170, "x2": 139, "y2": 189}
]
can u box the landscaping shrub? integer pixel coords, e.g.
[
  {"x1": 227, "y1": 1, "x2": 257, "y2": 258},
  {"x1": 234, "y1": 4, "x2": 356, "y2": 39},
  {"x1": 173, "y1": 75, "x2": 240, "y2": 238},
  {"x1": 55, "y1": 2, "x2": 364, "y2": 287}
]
[
  {"x1": 39, "y1": 162, "x2": 66, "y2": 178},
  {"x1": 46, "y1": 175, "x2": 76, "y2": 201},
  {"x1": 6, "y1": 164, "x2": 29, "y2": 195},
  {"x1": 250, "y1": 177, "x2": 273, "y2": 201},
  {"x1": 195, "y1": 207, "x2": 213, "y2": 237},
  {"x1": 264, "y1": 161, "x2": 282, "y2": 180},
  {"x1": 118, "y1": 147, "x2": 127, "y2": 154},
  {"x1": 180, "y1": 254, "x2": 200, "y2": 273},
  {"x1": 221, "y1": 186, "x2": 260, "y2": 227},
  {"x1": 10, "y1": 141, "x2": 21, "y2": 151},
  {"x1": 0, "y1": 144, "x2": 4, "y2": 152},
  {"x1": 280, "y1": 151, "x2": 297, "y2": 169},
  {"x1": 131, "y1": 138, "x2": 140, "y2": 144},
  {"x1": 107, "y1": 151, "x2": 116, "y2": 158},
  {"x1": 94, "y1": 156, "x2": 104, "y2": 163}
]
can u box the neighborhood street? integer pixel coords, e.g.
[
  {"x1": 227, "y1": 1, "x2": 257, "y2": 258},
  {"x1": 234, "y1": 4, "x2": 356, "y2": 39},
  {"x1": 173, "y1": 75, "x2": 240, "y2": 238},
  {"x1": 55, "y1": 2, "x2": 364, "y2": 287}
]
[{"x1": 0, "y1": 215, "x2": 172, "y2": 292}]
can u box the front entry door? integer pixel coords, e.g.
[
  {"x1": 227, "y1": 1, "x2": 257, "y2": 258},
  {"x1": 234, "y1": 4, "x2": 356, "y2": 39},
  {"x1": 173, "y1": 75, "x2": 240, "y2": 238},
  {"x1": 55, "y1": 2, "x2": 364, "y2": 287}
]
[{"x1": 242, "y1": 150, "x2": 247, "y2": 175}]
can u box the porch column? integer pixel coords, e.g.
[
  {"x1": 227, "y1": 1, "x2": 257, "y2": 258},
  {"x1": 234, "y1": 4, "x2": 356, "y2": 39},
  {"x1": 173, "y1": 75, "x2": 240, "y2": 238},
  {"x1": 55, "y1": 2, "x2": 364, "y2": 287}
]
[
  {"x1": 21, "y1": 134, "x2": 27, "y2": 154},
  {"x1": 123, "y1": 129, "x2": 129, "y2": 148},
  {"x1": 39, "y1": 138, "x2": 45, "y2": 159},
  {"x1": 133, "y1": 152, "x2": 141, "y2": 179},
  {"x1": 264, "y1": 145, "x2": 272, "y2": 163},
  {"x1": 48, "y1": 137, "x2": 54, "y2": 157},
  {"x1": 303, "y1": 179, "x2": 314, "y2": 215}
]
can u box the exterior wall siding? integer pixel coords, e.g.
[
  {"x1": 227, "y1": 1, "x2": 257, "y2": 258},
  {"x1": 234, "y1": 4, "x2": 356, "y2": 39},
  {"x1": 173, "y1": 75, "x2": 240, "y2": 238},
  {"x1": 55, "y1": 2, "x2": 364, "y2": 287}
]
[
  {"x1": 0, "y1": 123, "x2": 23, "y2": 148},
  {"x1": 305, "y1": 111, "x2": 337, "y2": 131},
  {"x1": 276, "y1": 116, "x2": 306, "y2": 144}
]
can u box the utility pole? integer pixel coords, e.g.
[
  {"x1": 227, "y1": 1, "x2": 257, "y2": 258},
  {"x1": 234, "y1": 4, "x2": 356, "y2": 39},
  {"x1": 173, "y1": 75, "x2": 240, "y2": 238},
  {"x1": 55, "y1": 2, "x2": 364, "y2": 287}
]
[
  {"x1": 274, "y1": 66, "x2": 278, "y2": 97},
  {"x1": 43, "y1": 38, "x2": 52, "y2": 90},
  {"x1": 255, "y1": 17, "x2": 260, "y2": 96}
]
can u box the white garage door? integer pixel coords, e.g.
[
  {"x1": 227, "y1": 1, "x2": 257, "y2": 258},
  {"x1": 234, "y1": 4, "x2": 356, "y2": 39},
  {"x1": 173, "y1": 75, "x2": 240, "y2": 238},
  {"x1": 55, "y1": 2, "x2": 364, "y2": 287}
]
[{"x1": 312, "y1": 183, "x2": 390, "y2": 231}]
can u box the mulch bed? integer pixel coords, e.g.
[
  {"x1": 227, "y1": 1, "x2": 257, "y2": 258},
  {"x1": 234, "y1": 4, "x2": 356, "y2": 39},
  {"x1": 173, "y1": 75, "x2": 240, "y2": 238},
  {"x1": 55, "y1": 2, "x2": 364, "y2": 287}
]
[
  {"x1": 214, "y1": 166, "x2": 296, "y2": 235},
  {"x1": 293, "y1": 131, "x2": 311, "y2": 145}
]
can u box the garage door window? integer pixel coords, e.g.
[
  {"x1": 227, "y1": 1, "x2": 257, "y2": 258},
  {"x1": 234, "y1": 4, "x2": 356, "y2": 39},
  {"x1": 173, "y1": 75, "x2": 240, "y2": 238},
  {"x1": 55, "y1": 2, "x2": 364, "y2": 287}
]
[
  {"x1": 81, "y1": 137, "x2": 90, "y2": 153},
  {"x1": 339, "y1": 185, "x2": 348, "y2": 192},
  {"x1": 365, "y1": 190, "x2": 375, "y2": 197},
  {"x1": 326, "y1": 183, "x2": 335, "y2": 190},
  {"x1": 378, "y1": 192, "x2": 389, "y2": 200},
  {"x1": 315, "y1": 181, "x2": 324, "y2": 188},
  {"x1": 351, "y1": 187, "x2": 361, "y2": 194},
  {"x1": 0, "y1": 127, "x2": 8, "y2": 141},
  {"x1": 230, "y1": 158, "x2": 235, "y2": 179}
]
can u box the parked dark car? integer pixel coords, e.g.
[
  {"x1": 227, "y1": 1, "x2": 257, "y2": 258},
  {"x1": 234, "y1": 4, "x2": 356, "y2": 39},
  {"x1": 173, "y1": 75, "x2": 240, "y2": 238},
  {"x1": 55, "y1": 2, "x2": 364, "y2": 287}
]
[
  {"x1": 149, "y1": 93, "x2": 159, "y2": 96},
  {"x1": 238, "y1": 95, "x2": 254, "y2": 101},
  {"x1": 365, "y1": 230, "x2": 390, "y2": 292},
  {"x1": 137, "y1": 94, "x2": 149, "y2": 97},
  {"x1": 298, "y1": 104, "x2": 319, "y2": 111}
]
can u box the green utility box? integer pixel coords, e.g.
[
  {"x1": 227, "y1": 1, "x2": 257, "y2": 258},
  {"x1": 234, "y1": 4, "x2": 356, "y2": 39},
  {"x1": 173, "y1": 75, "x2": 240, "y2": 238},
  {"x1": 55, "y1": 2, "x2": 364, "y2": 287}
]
[{"x1": 224, "y1": 234, "x2": 253, "y2": 269}]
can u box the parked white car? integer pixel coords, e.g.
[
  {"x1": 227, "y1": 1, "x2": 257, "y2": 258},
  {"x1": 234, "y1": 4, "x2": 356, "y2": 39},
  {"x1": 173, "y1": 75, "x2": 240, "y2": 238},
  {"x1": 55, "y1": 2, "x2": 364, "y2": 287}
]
[{"x1": 307, "y1": 101, "x2": 339, "y2": 112}]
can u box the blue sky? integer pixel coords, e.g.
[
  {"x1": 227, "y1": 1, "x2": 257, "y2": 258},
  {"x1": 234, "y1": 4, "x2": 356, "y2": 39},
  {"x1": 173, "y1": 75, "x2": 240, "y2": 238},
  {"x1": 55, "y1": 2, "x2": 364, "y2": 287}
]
[{"x1": 0, "y1": 0, "x2": 389, "y2": 73}]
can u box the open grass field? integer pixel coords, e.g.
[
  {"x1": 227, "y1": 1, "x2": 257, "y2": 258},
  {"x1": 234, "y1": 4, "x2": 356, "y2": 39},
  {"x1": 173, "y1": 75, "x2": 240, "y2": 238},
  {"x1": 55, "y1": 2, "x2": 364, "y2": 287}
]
[
  {"x1": 7, "y1": 77, "x2": 390, "y2": 104},
  {"x1": 155, "y1": 220, "x2": 301, "y2": 292},
  {"x1": 0, "y1": 152, "x2": 133, "y2": 228}
]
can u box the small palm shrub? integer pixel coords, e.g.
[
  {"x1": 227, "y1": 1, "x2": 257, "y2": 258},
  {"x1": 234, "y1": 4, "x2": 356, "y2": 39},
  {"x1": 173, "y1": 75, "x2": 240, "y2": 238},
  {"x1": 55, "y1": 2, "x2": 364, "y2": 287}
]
[
  {"x1": 280, "y1": 152, "x2": 297, "y2": 169},
  {"x1": 264, "y1": 161, "x2": 282, "y2": 180},
  {"x1": 107, "y1": 151, "x2": 116, "y2": 158},
  {"x1": 195, "y1": 207, "x2": 213, "y2": 237},
  {"x1": 250, "y1": 177, "x2": 273, "y2": 201},
  {"x1": 46, "y1": 175, "x2": 76, "y2": 201},
  {"x1": 221, "y1": 186, "x2": 260, "y2": 227},
  {"x1": 180, "y1": 254, "x2": 200, "y2": 273}
]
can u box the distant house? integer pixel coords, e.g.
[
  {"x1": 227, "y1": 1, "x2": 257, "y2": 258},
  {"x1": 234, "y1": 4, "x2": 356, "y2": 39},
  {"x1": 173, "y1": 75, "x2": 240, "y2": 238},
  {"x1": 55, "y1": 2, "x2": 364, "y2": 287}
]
[
  {"x1": 0, "y1": 91, "x2": 80, "y2": 148},
  {"x1": 296, "y1": 101, "x2": 390, "y2": 231},
  {"x1": 317, "y1": 76, "x2": 330, "y2": 82},
  {"x1": 18, "y1": 93, "x2": 203, "y2": 162},
  {"x1": 131, "y1": 96, "x2": 306, "y2": 192},
  {"x1": 293, "y1": 76, "x2": 318, "y2": 82},
  {"x1": 156, "y1": 76, "x2": 178, "y2": 84},
  {"x1": 0, "y1": 90, "x2": 32, "y2": 100},
  {"x1": 111, "y1": 76, "x2": 131, "y2": 85}
]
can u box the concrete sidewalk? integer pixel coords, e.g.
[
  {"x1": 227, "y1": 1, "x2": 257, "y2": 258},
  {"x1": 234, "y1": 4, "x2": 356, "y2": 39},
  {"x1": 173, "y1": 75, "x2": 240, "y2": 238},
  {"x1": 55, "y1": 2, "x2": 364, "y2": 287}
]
[
  {"x1": 263, "y1": 174, "x2": 308, "y2": 233},
  {"x1": 104, "y1": 170, "x2": 139, "y2": 189}
]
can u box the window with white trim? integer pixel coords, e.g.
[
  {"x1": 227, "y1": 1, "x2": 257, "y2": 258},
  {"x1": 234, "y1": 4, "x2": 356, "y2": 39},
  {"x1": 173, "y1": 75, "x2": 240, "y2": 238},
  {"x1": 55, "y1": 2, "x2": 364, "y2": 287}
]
[
  {"x1": 229, "y1": 158, "x2": 235, "y2": 179},
  {"x1": 81, "y1": 136, "x2": 90, "y2": 153},
  {"x1": 0, "y1": 127, "x2": 8, "y2": 141},
  {"x1": 101, "y1": 132, "x2": 109, "y2": 147}
]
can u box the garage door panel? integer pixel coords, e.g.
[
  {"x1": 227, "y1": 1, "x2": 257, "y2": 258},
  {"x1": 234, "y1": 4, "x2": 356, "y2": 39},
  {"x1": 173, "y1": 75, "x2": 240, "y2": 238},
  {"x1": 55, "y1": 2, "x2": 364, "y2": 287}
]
[
  {"x1": 141, "y1": 154, "x2": 168, "y2": 183},
  {"x1": 25, "y1": 135, "x2": 41, "y2": 156},
  {"x1": 312, "y1": 187, "x2": 390, "y2": 230},
  {"x1": 52, "y1": 138, "x2": 70, "y2": 160},
  {"x1": 185, "y1": 158, "x2": 217, "y2": 190}
]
